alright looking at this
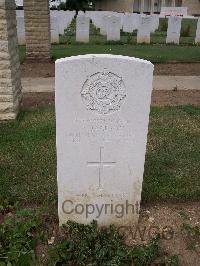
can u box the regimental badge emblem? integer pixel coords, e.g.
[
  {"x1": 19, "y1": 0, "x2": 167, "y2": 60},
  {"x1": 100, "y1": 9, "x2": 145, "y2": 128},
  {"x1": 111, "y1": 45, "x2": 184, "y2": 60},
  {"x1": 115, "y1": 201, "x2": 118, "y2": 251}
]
[{"x1": 81, "y1": 70, "x2": 127, "y2": 115}]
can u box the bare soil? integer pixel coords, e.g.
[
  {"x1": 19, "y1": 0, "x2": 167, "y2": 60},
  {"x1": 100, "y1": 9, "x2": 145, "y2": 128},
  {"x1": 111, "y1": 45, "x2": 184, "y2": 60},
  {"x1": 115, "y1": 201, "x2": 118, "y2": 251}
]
[
  {"x1": 134, "y1": 202, "x2": 200, "y2": 266},
  {"x1": 20, "y1": 61, "x2": 200, "y2": 78}
]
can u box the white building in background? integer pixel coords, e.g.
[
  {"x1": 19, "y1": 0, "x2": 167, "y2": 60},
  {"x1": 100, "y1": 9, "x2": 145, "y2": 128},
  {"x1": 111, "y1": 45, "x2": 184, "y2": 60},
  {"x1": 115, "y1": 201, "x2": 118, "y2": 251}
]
[
  {"x1": 15, "y1": 0, "x2": 66, "y2": 9},
  {"x1": 95, "y1": 0, "x2": 200, "y2": 16},
  {"x1": 49, "y1": 0, "x2": 66, "y2": 8},
  {"x1": 15, "y1": 0, "x2": 23, "y2": 8}
]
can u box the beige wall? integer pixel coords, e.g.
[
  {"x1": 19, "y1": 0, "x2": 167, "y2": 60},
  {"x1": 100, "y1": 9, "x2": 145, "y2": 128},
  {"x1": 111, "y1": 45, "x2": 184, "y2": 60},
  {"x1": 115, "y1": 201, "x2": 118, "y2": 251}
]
[
  {"x1": 182, "y1": 0, "x2": 200, "y2": 15},
  {"x1": 95, "y1": 0, "x2": 133, "y2": 12}
]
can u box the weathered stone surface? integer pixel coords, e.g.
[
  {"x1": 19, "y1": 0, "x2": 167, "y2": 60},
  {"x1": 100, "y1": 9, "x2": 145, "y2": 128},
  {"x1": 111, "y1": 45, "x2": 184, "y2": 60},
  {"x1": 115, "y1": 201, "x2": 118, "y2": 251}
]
[
  {"x1": 0, "y1": 0, "x2": 22, "y2": 120},
  {"x1": 56, "y1": 54, "x2": 154, "y2": 226},
  {"x1": 50, "y1": 16, "x2": 59, "y2": 44},
  {"x1": 17, "y1": 16, "x2": 25, "y2": 45},
  {"x1": 76, "y1": 15, "x2": 90, "y2": 43},
  {"x1": 166, "y1": 16, "x2": 182, "y2": 44},
  {"x1": 150, "y1": 15, "x2": 159, "y2": 33},
  {"x1": 195, "y1": 18, "x2": 200, "y2": 44},
  {"x1": 123, "y1": 13, "x2": 139, "y2": 33},
  {"x1": 137, "y1": 16, "x2": 153, "y2": 44},
  {"x1": 51, "y1": 10, "x2": 75, "y2": 35},
  {"x1": 106, "y1": 16, "x2": 121, "y2": 41},
  {"x1": 24, "y1": 0, "x2": 50, "y2": 59}
]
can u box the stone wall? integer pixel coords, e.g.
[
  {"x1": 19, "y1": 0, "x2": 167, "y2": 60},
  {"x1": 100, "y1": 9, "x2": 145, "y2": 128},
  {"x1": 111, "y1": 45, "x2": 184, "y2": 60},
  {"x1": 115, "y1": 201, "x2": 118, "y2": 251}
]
[
  {"x1": 24, "y1": 0, "x2": 50, "y2": 59},
  {"x1": 182, "y1": 0, "x2": 200, "y2": 15},
  {"x1": 0, "y1": 0, "x2": 22, "y2": 120}
]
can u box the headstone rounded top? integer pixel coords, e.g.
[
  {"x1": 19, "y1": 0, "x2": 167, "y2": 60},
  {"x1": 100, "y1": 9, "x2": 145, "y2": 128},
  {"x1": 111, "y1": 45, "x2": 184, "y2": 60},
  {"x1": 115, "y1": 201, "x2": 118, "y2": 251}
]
[{"x1": 55, "y1": 54, "x2": 154, "y2": 67}]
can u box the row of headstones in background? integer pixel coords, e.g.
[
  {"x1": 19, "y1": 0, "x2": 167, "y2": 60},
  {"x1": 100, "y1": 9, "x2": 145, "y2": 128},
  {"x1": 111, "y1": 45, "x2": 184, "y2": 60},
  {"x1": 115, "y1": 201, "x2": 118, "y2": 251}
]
[
  {"x1": 50, "y1": 11, "x2": 76, "y2": 44},
  {"x1": 76, "y1": 13, "x2": 200, "y2": 45},
  {"x1": 15, "y1": 10, "x2": 76, "y2": 45},
  {"x1": 15, "y1": 10, "x2": 200, "y2": 45},
  {"x1": 76, "y1": 13, "x2": 160, "y2": 43}
]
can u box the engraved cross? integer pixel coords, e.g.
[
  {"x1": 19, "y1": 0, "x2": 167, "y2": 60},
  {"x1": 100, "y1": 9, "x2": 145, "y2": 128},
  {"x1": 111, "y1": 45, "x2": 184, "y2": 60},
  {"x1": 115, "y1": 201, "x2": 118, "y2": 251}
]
[{"x1": 87, "y1": 147, "x2": 116, "y2": 189}]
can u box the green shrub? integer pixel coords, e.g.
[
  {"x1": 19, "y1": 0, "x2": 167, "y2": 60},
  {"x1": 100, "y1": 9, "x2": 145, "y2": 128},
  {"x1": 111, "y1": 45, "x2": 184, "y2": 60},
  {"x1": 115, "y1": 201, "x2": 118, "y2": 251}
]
[
  {"x1": 181, "y1": 25, "x2": 191, "y2": 37},
  {"x1": 0, "y1": 208, "x2": 45, "y2": 265},
  {"x1": 57, "y1": 2, "x2": 67, "y2": 11},
  {"x1": 49, "y1": 220, "x2": 160, "y2": 266},
  {"x1": 159, "y1": 20, "x2": 168, "y2": 32}
]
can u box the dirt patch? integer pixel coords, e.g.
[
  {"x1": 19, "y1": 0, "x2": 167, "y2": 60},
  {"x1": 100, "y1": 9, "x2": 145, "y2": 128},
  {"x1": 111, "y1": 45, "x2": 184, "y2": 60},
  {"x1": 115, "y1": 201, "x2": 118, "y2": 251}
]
[
  {"x1": 22, "y1": 90, "x2": 200, "y2": 109},
  {"x1": 20, "y1": 60, "x2": 55, "y2": 78},
  {"x1": 20, "y1": 61, "x2": 200, "y2": 78},
  {"x1": 134, "y1": 202, "x2": 200, "y2": 266},
  {"x1": 152, "y1": 90, "x2": 200, "y2": 106},
  {"x1": 154, "y1": 63, "x2": 200, "y2": 76},
  {"x1": 22, "y1": 92, "x2": 55, "y2": 108}
]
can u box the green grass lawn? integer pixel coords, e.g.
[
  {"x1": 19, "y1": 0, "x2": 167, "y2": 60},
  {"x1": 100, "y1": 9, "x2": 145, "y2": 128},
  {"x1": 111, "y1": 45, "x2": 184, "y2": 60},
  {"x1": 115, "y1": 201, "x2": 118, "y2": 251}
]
[
  {"x1": 0, "y1": 106, "x2": 199, "y2": 206},
  {"x1": 19, "y1": 43, "x2": 200, "y2": 64},
  {"x1": 18, "y1": 18, "x2": 200, "y2": 64}
]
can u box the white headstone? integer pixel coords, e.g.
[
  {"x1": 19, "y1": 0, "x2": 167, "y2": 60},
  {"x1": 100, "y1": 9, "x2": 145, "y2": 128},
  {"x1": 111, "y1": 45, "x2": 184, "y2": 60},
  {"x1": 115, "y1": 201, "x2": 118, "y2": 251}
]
[
  {"x1": 106, "y1": 16, "x2": 121, "y2": 41},
  {"x1": 113, "y1": 12, "x2": 124, "y2": 30},
  {"x1": 78, "y1": 11, "x2": 85, "y2": 16},
  {"x1": 123, "y1": 13, "x2": 139, "y2": 33},
  {"x1": 16, "y1": 10, "x2": 24, "y2": 17},
  {"x1": 54, "y1": 11, "x2": 75, "y2": 35},
  {"x1": 150, "y1": 15, "x2": 159, "y2": 33},
  {"x1": 56, "y1": 54, "x2": 154, "y2": 226},
  {"x1": 195, "y1": 18, "x2": 200, "y2": 44},
  {"x1": 17, "y1": 16, "x2": 25, "y2": 45},
  {"x1": 76, "y1": 16, "x2": 90, "y2": 43},
  {"x1": 100, "y1": 13, "x2": 110, "y2": 36},
  {"x1": 166, "y1": 16, "x2": 182, "y2": 44},
  {"x1": 137, "y1": 16, "x2": 153, "y2": 44},
  {"x1": 55, "y1": 11, "x2": 66, "y2": 34},
  {"x1": 51, "y1": 16, "x2": 59, "y2": 44},
  {"x1": 88, "y1": 11, "x2": 101, "y2": 29}
]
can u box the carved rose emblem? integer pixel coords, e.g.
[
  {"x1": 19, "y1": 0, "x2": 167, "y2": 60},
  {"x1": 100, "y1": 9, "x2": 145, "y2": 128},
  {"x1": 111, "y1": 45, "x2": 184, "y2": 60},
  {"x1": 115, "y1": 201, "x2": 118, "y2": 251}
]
[{"x1": 81, "y1": 71, "x2": 126, "y2": 114}]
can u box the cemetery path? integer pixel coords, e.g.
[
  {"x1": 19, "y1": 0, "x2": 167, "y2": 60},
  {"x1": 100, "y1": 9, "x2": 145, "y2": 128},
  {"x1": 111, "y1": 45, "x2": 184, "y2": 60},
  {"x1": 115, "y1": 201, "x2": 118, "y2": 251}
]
[
  {"x1": 20, "y1": 62, "x2": 200, "y2": 78},
  {"x1": 21, "y1": 90, "x2": 200, "y2": 108},
  {"x1": 20, "y1": 61, "x2": 200, "y2": 107},
  {"x1": 22, "y1": 76, "x2": 200, "y2": 93},
  {"x1": 21, "y1": 76, "x2": 200, "y2": 107}
]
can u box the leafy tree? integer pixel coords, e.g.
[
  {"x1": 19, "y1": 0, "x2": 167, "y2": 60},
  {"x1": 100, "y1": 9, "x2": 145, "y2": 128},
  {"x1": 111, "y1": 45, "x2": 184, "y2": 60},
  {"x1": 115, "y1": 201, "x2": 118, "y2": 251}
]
[{"x1": 58, "y1": 0, "x2": 93, "y2": 11}]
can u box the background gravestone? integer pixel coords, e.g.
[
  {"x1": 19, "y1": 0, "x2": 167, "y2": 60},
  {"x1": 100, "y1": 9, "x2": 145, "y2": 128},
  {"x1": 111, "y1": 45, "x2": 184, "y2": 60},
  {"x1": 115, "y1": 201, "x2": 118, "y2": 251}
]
[
  {"x1": 106, "y1": 16, "x2": 121, "y2": 41},
  {"x1": 150, "y1": 15, "x2": 160, "y2": 33},
  {"x1": 100, "y1": 14, "x2": 110, "y2": 36},
  {"x1": 76, "y1": 15, "x2": 90, "y2": 43},
  {"x1": 56, "y1": 54, "x2": 154, "y2": 226},
  {"x1": 123, "y1": 13, "x2": 139, "y2": 33},
  {"x1": 0, "y1": 0, "x2": 22, "y2": 120},
  {"x1": 137, "y1": 16, "x2": 153, "y2": 44},
  {"x1": 195, "y1": 18, "x2": 200, "y2": 44},
  {"x1": 50, "y1": 16, "x2": 59, "y2": 44},
  {"x1": 166, "y1": 16, "x2": 182, "y2": 44},
  {"x1": 17, "y1": 16, "x2": 25, "y2": 45}
]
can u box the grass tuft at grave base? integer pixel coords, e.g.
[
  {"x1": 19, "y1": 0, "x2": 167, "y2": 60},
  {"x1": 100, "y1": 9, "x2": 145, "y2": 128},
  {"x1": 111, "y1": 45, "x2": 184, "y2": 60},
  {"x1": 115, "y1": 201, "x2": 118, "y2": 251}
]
[
  {"x1": 19, "y1": 44, "x2": 200, "y2": 64},
  {"x1": 0, "y1": 105, "x2": 199, "y2": 206}
]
